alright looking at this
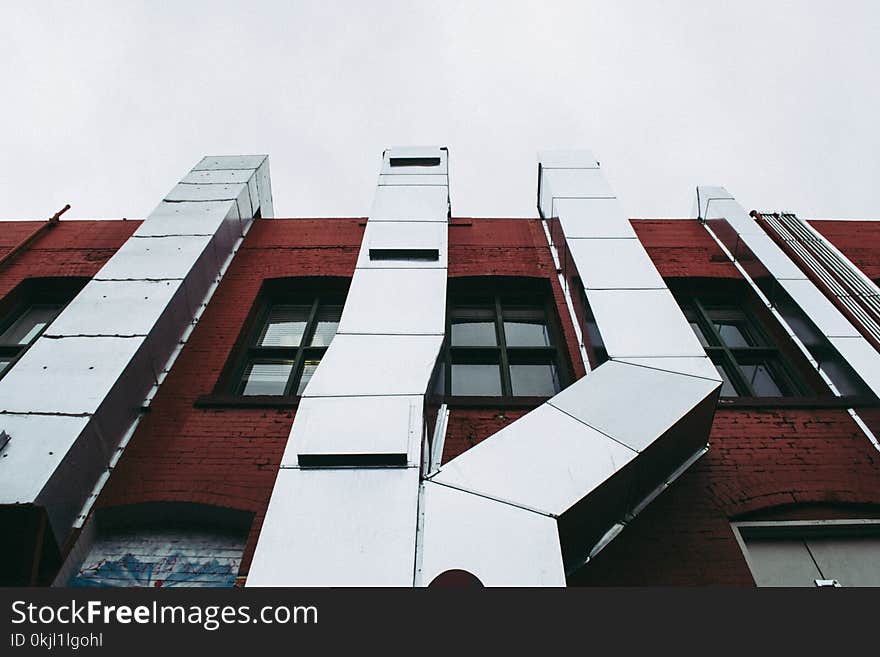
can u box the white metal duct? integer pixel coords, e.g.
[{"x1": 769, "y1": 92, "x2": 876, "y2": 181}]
[
  {"x1": 697, "y1": 187, "x2": 880, "y2": 396},
  {"x1": 0, "y1": 155, "x2": 272, "y2": 547},
  {"x1": 420, "y1": 151, "x2": 721, "y2": 584},
  {"x1": 247, "y1": 146, "x2": 449, "y2": 586}
]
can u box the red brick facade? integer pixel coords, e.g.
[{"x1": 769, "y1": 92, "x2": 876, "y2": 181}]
[{"x1": 1, "y1": 215, "x2": 878, "y2": 586}]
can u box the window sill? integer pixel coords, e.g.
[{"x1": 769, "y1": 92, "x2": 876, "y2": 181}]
[
  {"x1": 716, "y1": 395, "x2": 877, "y2": 409},
  {"x1": 194, "y1": 394, "x2": 300, "y2": 409}
]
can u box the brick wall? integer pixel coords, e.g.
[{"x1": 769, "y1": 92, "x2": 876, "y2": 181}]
[{"x1": 809, "y1": 220, "x2": 880, "y2": 280}]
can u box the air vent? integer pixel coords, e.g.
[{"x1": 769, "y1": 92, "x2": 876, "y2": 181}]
[
  {"x1": 297, "y1": 453, "x2": 409, "y2": 468},
  {"x1": 389, "y1": 157, "x2": 441, "y2": 168},
  {"x1": 369, "y1": 248, "x2": 439, "y2": 262}
]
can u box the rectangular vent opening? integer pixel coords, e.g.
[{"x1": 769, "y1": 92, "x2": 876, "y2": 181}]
[
  {"x1": 297, "y1": 453, "x2": 408, "y2": 468},
  {"x1": 369, "y1": 248, "x2": 439, "y2": 262},
  {"x1": 389, "y1": 157, "x2": 441, "y2": 168}
]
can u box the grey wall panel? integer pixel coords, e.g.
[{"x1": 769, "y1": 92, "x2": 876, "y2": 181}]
[
  {"x1": 552, "y1": 198, "x2": 637, "y2": 239},
  {"x1": 379, "y1": 175, "x2": 448, "y2": 186},
  {"x1": 369, "y1": 186, "x2": 448, "y2": 222},
  {"x1": 193, "y1": 155, "x2": 267, "y2": 171},
  {"x1": 568, "y1": 238, "x2": 665, "y2": 290},
  {"x1": 181, "y1": 169, "x2": 253, "y2": 185},
  {"x1": 285, "y1": 395, "x2": 423, "y2": 467},
  {"x1": 356, "y1": 221, "x2": 447, "y2": 269},
  {"x1": 337, "y1": 268, "x2": 446, "y2": 336},
  {"x1": 246, "y1": 467, "x2": 420, "y2": 587},
  {"x1": 419, "y1": 482, "x2": 566, "y2": 587}
]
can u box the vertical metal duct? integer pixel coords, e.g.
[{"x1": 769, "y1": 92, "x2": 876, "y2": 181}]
[
  {"x1": 0, "y1": 156, "x2": 272, "y2": 551},
  {"x1": 247, "y1": 147, "x2": 449, "y2": 586}
]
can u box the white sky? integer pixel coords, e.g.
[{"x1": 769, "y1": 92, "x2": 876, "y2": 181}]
[{"x1": 1, "y1": 1, "x2": 878, "y2": 221}]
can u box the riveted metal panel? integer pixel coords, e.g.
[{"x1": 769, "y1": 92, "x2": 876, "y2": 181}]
[
  {"x1": 433, "y1": 404, "x2": 638, "y2": 516},
  {"x1": 567, "y1": 238, "x2": 665, "y2": 290},
  {"x1": 338, "y1": 268, "x2": 446, "y2": 335},
  {"x1": 44, "y1": 279, "x2": 190, "y2": 376},
  {"x1": 96, "y1": 234, "x2": 217, "y2": 282},
  {"x1": 254, "y1": 161, "x2": 274, "y2": 217},
  {"x1": 540, "y1": 169, "x2": 614, "y2": 218},
  {"x1": 193, "y1": 155, "x2": 267, "y2": 171},
  {"x1": 379, "y1": 175, "x2": 448, "y2": 186},
  {"x1": 548, "y1": 361, "x2": 719, "y2": 452},
  {"x1": 779, "y1": 279, "x2": 861, "y2": 338},
  {"x1": 588, "y1": 289, "x2": 707, "y2": 358},
  {"x1": 538, "y1": 150, "x2": 599, "y2": 169},
  {"x1": 180, "y1": 169, "x2": 253, "y2": 185},
  {"x1": 356, "y1": 221, "x2": 447, "y2": 269},
  {"x1": 551, "y1": 197, "x2": 636, "y2": 238},
  {"x1": 828, "y1": 337, "x2": 880, "y2": 393},
  {"x1": 136, "y1": 201, "x2": 240, "y2": 238},
  {"x1": 0, "y1": 414, "x2": 107, "y2": 543},
  {"x1": 246, "y1": 467, "x2": 420, "y2": 587},
  {"x1": 302, "y1": 334, "x2": 442, "y2": 397},
  {"x1": 285, "y1": 395, "x2": 423, "y2": 466},
  {"x1": 419, "y1": 482, "x2": 566, "y2": 587},
  {"x1": 164, "y1": 182, "x2": 247, "y2": 204},
  {"x1": 380, "y1": 147, "x2": 447, "y2": 176},
  {"x1": 612, "y1": 356, "x2": 722, "y2": 382},
  {"x1": 369, "y1": 186, "x2": 448, "y2": 222}
]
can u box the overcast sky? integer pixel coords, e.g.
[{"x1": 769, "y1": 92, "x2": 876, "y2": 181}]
[{"x1": 1, "y1": 1, "x2": 878, "y2": 221}]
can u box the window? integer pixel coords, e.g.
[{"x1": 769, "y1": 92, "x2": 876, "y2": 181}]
[
  {"x1": 224, "y1": 280, "x2": 347, "y2": 398},
  {"x1": 437, "y1": 280, "x2": 570, "y2": 400},
  {"x1": 676, "y1": 293, "x2": 805, "y2": 397},
  {"x1": 733, "y1": 520, "x2": 880, "y2": 587},
  {"x1": 0, "y1": 278, "x2": 85, "y2": 381}
]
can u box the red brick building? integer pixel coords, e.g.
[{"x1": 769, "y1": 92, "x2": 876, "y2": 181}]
[{"x1": 1, "y1": 149, "x2": 878, "y2": 587}]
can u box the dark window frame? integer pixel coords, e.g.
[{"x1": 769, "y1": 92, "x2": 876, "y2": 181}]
[
  {"x1": 200, "y1": 277, "x2": 349, "y2": 407},
  {"x1": 0, "y1": 277, "x2": 87, "y2": 381},
  {"x1": 437, "y1": 278, "x2": 573, "y2": 405}
]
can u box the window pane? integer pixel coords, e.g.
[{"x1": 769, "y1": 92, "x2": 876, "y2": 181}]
[
  {"x1": 296, "y1": 359, "x2": 321, "y2": 395},
  {"x1": 451, "y1": 307, "x2": 496, "y2": 346},
  {"x1": 510, "y1": 364, "x2": 560, "y2": 396},
  {"x1": 0, "y1": 304, "x2": 62, "y2": 345},
  {"x1": 503, "y1": 307, "x2": 550, "y2": 346},
  {"x1": 713, "y1": 321, "x2": 757, "y2": 348},
  {"x1": 737, "y1": 360, "x2": 784, "y2": 397},
  {"x1": 240, "y1": 361, "x2": 293, "y2": 395},
  {"x1": 714, "y1": 362, "x2": 738, "y2": 397},
  {"x1": 258, "y1": 305, "x2": 311, "y2": 347},
  {"x1": 0, "y1": 359, "x2": 9, "y2": 375},
  {"x1": 310, "y1": 305, "x2": 342, "y2": 347},
  {"x1": 451, "y1": 364, "x2": 502, "y2": 396}
]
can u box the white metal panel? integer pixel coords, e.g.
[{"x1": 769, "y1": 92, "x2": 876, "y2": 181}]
[
  {"x1": 699, "y1": 195, "x2": 764, "y2": 235},
  {"x1": 164, "y1": 182, "x2": 247, "y2": 204},
  {"x1": 246, "y1": 467, "x2": 420, "y2": 587},
  {"x1": 379, "y1": 175, "x2": 448, "y2": 186},
  {"x1": 540, "y1": 169, "x2": 614, "y2": 217},
  {"x1": 180, "y1": 169, "x2": 253, "y2": 185},
  {"x1": 136, "y1": 201, "x2": 240, "y2": 238},
  {"x1": 567, "y1": 238, "x2": 665, "y2": 290},
  {"x1": 779, "y1": 278, "x2": 861, "y2": 338},
  {"x1": 285, "y1": 395, "x2": 423, "y2": 466},
  {"x1": 193, "y1": 155, "x2": 267, "y2": 171},
  {"x1": 538, "y1": 150, "x2": 599, "y2": 169},
  {"x1": 433, "y1": 404, "x2": 638, "y2": 516},
  {"x1": 369, "y1": 186, "x2": 448, "y2": 222},
  {"x1": 548, "y1": 361, "x2": 719, "y2": 452},
  {"x1": 696, "y1": 186, "x2": 735, "y2": 220},
  {"x1": 0, "y1": 336, "x2": 153, "y2": 417},
  {"x1": 45, "y1": 279, "x2": 186, "y2": 337},
  {"x1": 95, "y1": 234, "x2": 218, "y2": 281},
  {"x1": 419, "y1": 482, "x2": 566, "y2": 587},
  {"x1": 807, "y1": 536, "x2": 880, "y2": 587},
  {"x1": 828, "y1": 337, "x2": 880, "y2": 394},
  {"x1": 0, "y1": 414, "x2": 97, "y2": 505},
  {"x1": 552, "y1": 198, "x2": 637, "y2": 238},
  {"x1": 743, "y1": 537, "x2": 823, "y2": 587},
  {"x1": 337, "y1": 268, "x2": 446, "y2": 335},
  {"x1": 612, "y1": 356, "x2": 722, "y2": 382},
  {"x1": 302, "y1": 334, "x2": 442, "y2": 397},
  {"x1": 588, "y1": 288, "x2": 707, "y2": 358},
  {"x1": 254, "y1": 161, "x2": 274, "y2": 217},
  {"x1": 356, "y1": 221, "x2": 447, "y2": 269},
  {"x1": 736, "y1": 234, "x2": 808, "y2": 280}
]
